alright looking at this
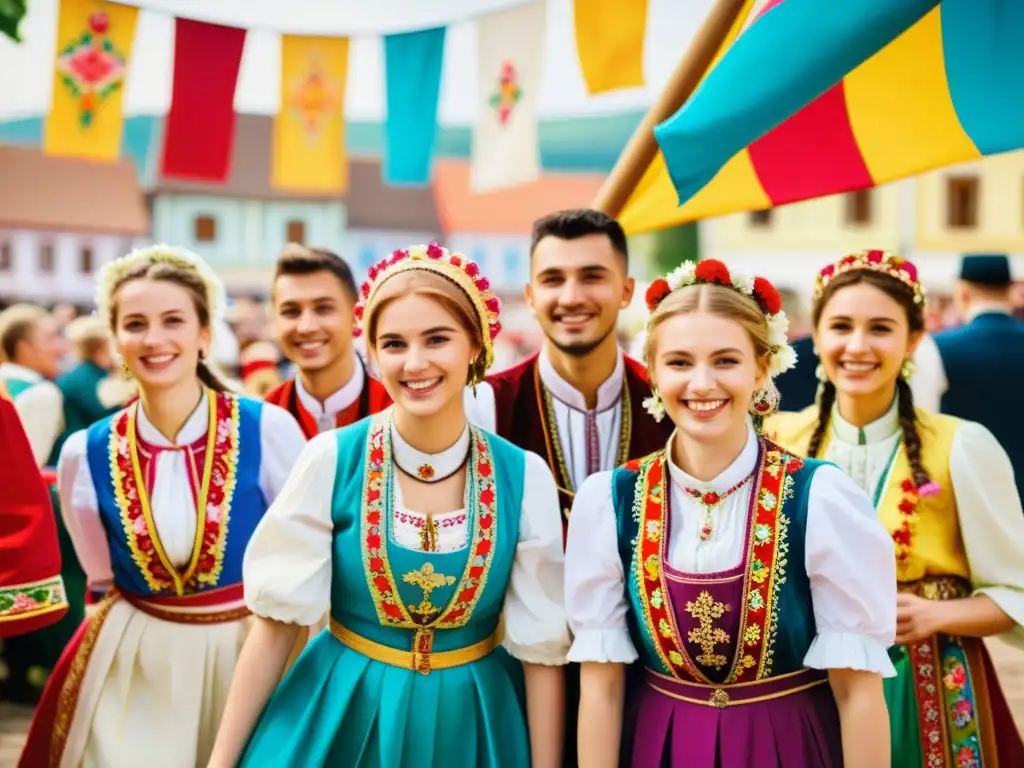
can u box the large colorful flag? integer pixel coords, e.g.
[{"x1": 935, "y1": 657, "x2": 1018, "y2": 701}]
[
  {"x1": 44, "y1": 0, "x2": 139, "y2": 162},
  {"x1": 621, "y1": 0, "x2": 1024, "y2": 234},
  {"x1": 161, "y1": 18, "x2": 246, "y2": 181},
  {"x1": 573, "y1": 0, "x2": 647, "y2": 94},
  {"x1": 470, "y1": 0, "x2": 547, "y2": 192},
  {"x1": 383, "y1": 27, "x2": 446, "y2": 186},
  {"x1": 272, "y1": 35, "x2": 350, "y2": 194}
]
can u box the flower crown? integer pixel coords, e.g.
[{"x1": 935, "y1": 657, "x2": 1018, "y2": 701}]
[
  {"x1": 815, "y1": 249, "x2": 925, "y2": 304},
  {"x1": 644, "y1": 258, "x2": 797, "y2": 378},
  {"x1": 96, "y1": 244, "x2": 226, "y2": 331},
  {"x1": 353, "y1": 242, "x2": 502, "y2": 370}
]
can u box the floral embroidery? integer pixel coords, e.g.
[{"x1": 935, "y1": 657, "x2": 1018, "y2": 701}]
[
  {"x1": 0, "y1": 576, "x2": 67, "y2": 622},
  {"x1": 939, "y1": 641, "x2": 986, "y2": 768},
  {"x1": 54, "y1": 11, "x2": 128, "y2": 128},
  {"x1": 489, "y1": 61, "x2": 522, "y2": 125},
  {"x1": 361, "y1": 413, "x2": 497, "y2": 629},
  {"x1": 891, "y1": 478, "x2": 921, "y2": 569},
  {"x1": 728, "y1": 443, "x2": 798, "y2": 684},
  {"x1": 631, "y1": 440, "x2": 800, "y2": 684},
  {"x1": 908, "y1": 639, "x2": 948, "y2": 768},
  {"x1": 109, "y1": 391, "x2": 238, "y2": 595}
]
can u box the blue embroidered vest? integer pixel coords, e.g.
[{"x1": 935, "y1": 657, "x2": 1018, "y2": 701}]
[
  {"x1": 327, "y1": 413, "x2": 524, "y2": 652},
  {"x1": 85, "y1": 392, "x2": 266, "y2": 596},
  {"x1": 611, "y1": 442, "x2": 822, "y2": 682}
]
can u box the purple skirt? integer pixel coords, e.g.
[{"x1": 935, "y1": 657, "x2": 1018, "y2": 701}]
[{"x1": 629, "y1": 667, "x2": 843, "y2": 767}]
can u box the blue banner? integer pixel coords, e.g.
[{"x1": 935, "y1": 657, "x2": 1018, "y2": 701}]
[{"x1": 383, "y1": 26, "x2": 446, "y2": 185}]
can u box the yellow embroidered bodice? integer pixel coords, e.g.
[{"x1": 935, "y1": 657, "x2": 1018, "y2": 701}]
[{"x1": 766, "y1": 406, "x2": 967, "y2": 583}]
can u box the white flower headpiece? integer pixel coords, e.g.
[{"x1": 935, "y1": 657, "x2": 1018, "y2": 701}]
[
  {"x1": 96, "y1": 244, "x2": 226, "y2": 332},
  {"x1": 643, "y1": 259, "x2": 798, "y2": 419}
]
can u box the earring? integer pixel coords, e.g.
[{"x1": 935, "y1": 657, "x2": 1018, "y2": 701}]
[
  {"x1": 642, "y1": 389, "x2": 666, "y2": 422},
  {"x1": 900, "y1": 358, "x2": 916, "y2": 381},
  {"x1": 749, "y1": 386, "x2": 779, "y2": 417},
  {"x1": 121, "y1": 362, "x2": 132, "y2": 378},
  {"x1": 815, "y1": 363, "x2": 828, "y2": 382}
]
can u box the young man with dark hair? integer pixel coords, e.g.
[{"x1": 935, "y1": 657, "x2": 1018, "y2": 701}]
[
  {"x1": 465, "y1": 209, "x2": 672, "y2": 767},
  {"x1": 264, "y1": 244, "x2": 390, "y2": 439}
]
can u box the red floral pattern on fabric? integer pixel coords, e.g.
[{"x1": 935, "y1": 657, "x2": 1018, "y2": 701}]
[{"x1": 109, "y1": 392, "x2": 238, "y2": 595}]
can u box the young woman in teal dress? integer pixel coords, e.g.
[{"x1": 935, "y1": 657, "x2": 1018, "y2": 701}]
[{"x1": 209, "y1": 243, "x2": 570, "y2": 768}]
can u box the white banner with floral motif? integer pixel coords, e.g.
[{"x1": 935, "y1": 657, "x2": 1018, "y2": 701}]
[{"x1": 470, "y1": 0, "x2": 547, "y2": 192}]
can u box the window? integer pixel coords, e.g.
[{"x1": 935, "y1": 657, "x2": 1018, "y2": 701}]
[
  {"x1": 285, "y1": 219, "x2": 306, "y2": 244},
  {"x1": 748, "y1": 209, "x2": 773, "y2": 228},
  {"x1": 194, "y1": 215, "x2": 217, "y2": 243},
  {"x1": 0, "y1": 242, "x2": 10, "y2": 272},
  {"x1": 80, "y1": 246, "x2": 94, "y2": 274},
  {"x1": 39, "y1": 244, "x2": 54, "y2": 273},
  {"x1": 946, "y1": 176, "x2": 979, "y2": 229},
  {"x1": 845, "y1": 189, "x2": 873, "y2": 226}
]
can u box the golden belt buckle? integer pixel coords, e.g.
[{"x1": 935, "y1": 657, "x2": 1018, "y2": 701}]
[
  {"x1": 411, "y1": 628, "x2": 434, "y2": 675},
  {"x1": 709, "y1": 688, "x2": 729, "y2": 708}
]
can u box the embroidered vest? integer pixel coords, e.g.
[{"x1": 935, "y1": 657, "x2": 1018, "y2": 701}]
[
  {"x1": 767, "y1": 406, "x2": 965, "y2": 583},
  {"x1": 327, "y1": 413, "x2": 524, "y2": 651},
  {"x1": 85, "y1": 392, "x2": 266, "y2": 596},
  {"x1": 611, "y1": 442, "x2": 821, "y2": 682},
  {"x1": 264, "y1": 373, "x2": 392, "y2": 441},
  {"x1": 487, "y1": 354, "x2": 673, "y2": 521}
]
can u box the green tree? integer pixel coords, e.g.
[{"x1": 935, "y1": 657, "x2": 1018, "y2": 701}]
[
  {"x1": 0, "y1": 0, "x2": 27, "y2": 43},
  {"x1": 650, "y1": 222, "x2": 700, "y2": 274}
]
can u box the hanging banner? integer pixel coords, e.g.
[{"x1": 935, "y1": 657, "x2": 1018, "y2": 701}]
[
  {"x1": 383, "y1": 27, "x2": 446, "y2": 185},
  {"x1": 573, "y1": 0, "x2": 647, "y2": 94},
  {"x1": 161, "y1": 18, "x2": 246, "y2": 181},
  {"x1": 272, "y1": 35, "x2": 350, "y2": 193},
  {"x1": 470, "y1": 0, "x2": 547, "y2": 192},
  {"x1": 44, "y1": 0, "x2": 140, "y2": 161}
]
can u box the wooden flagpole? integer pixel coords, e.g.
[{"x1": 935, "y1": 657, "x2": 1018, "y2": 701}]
[{"x1": 591, "y1": 0, "x2": 752, "y2": 219}]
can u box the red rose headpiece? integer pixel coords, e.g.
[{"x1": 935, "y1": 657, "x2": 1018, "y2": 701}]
[{"x1": 643, "y1": 259, "x2": 795, "y2": 378}]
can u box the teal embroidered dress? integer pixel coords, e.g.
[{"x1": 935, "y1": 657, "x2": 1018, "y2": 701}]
[{"x1": 241, "y1": 411, "x2": 569, "y2": 767}]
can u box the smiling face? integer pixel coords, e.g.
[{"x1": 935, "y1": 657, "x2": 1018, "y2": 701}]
[
  {"x1": 113, "y1": 277, "x2": 210, "y2": 391},
  {"x1": 525, "y1": 233, "x2": 634, "y2": 357},
  {"x1": 652, "y1": 307, "x2": 766, "y2": 445},
  {"x1": 813, "y1": 278, "x2": 921, "y2": 403},
  {"x1": 372, "y1": 294, "x2": 478, "y2": 420},
  {"x1": 272, "y1": 270, "x2": 355, "y2": 373}
]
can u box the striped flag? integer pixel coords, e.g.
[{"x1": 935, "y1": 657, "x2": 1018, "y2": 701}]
[{"x1": 621, "y1": 0, "x2": 1024, "y2": 234}]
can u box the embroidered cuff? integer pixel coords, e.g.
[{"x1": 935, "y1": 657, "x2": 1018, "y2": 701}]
[
  {"x1": 567, "y1": 628, "x2": 638, "y2": 664},
  {"x1": 803, "y1": 631, "x2": 896, "y2": 678},
  {"x1": 503, "y1": 634, "x2": 570, "y2": 666}
]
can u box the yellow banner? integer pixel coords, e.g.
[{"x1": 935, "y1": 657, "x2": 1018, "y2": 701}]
[
  {"x1": 44, "y1": 0, "x2": 139, "y2": 161},
  {"x1": 573, "y1": 0, "x2": 647, "y2": 94},
  {"x1": 272, "y1": 35, "x2": 350, "y2": 193}
]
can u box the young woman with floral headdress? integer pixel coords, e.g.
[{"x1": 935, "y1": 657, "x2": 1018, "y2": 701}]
[
  {"x1": 18, "y1": 245, "x2": 306, "y2": 768},
  {"x1": 208, "y1": 243, "x2": 570, "y2": 768},
  {"x1": 767, "y1": 250, "x2": 1024, "y2": 768},
  {"x1": 565, "y1": 258, "x2": 898, "y2": 768}
]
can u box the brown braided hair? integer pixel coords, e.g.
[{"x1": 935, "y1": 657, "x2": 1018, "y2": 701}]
[{"x1": 808, "y1": 269, "x2": 933, "y2": 490}]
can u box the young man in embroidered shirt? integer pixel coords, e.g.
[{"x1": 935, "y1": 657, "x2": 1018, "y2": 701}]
[
  {"x1": 465, "y1": 209, "x2": 673, "y2": 767},
  {"x1": 264, "y1": 245, "x2": 390, "y2": 439},
  {"x1": 468, "y1": 209, "x2": 673, "y2": 521}
]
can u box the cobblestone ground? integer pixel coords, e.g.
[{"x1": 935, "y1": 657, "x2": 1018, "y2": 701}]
[{"x1": 1, "y1": 640, "x2": 1022, "y2": 766}]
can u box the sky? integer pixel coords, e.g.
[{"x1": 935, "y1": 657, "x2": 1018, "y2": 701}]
[{"x1": 0, "y1": 0, "x2": 716, "y2": 123}]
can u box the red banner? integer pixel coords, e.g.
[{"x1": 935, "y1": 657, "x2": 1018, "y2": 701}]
[{"x1": 161, "y1": 18, "x2": 246, "y2": 181}]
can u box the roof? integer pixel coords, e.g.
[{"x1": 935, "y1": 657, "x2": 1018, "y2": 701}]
[
  {"x1": 431, "y1": 160, "x2": 605, "y2": 234},
  {"x1": 346, "y1": 158, "x2": 443, "y2": 233},
  {"x1": 0, "y1": 145, "x2": 149, "y2": 235}
]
